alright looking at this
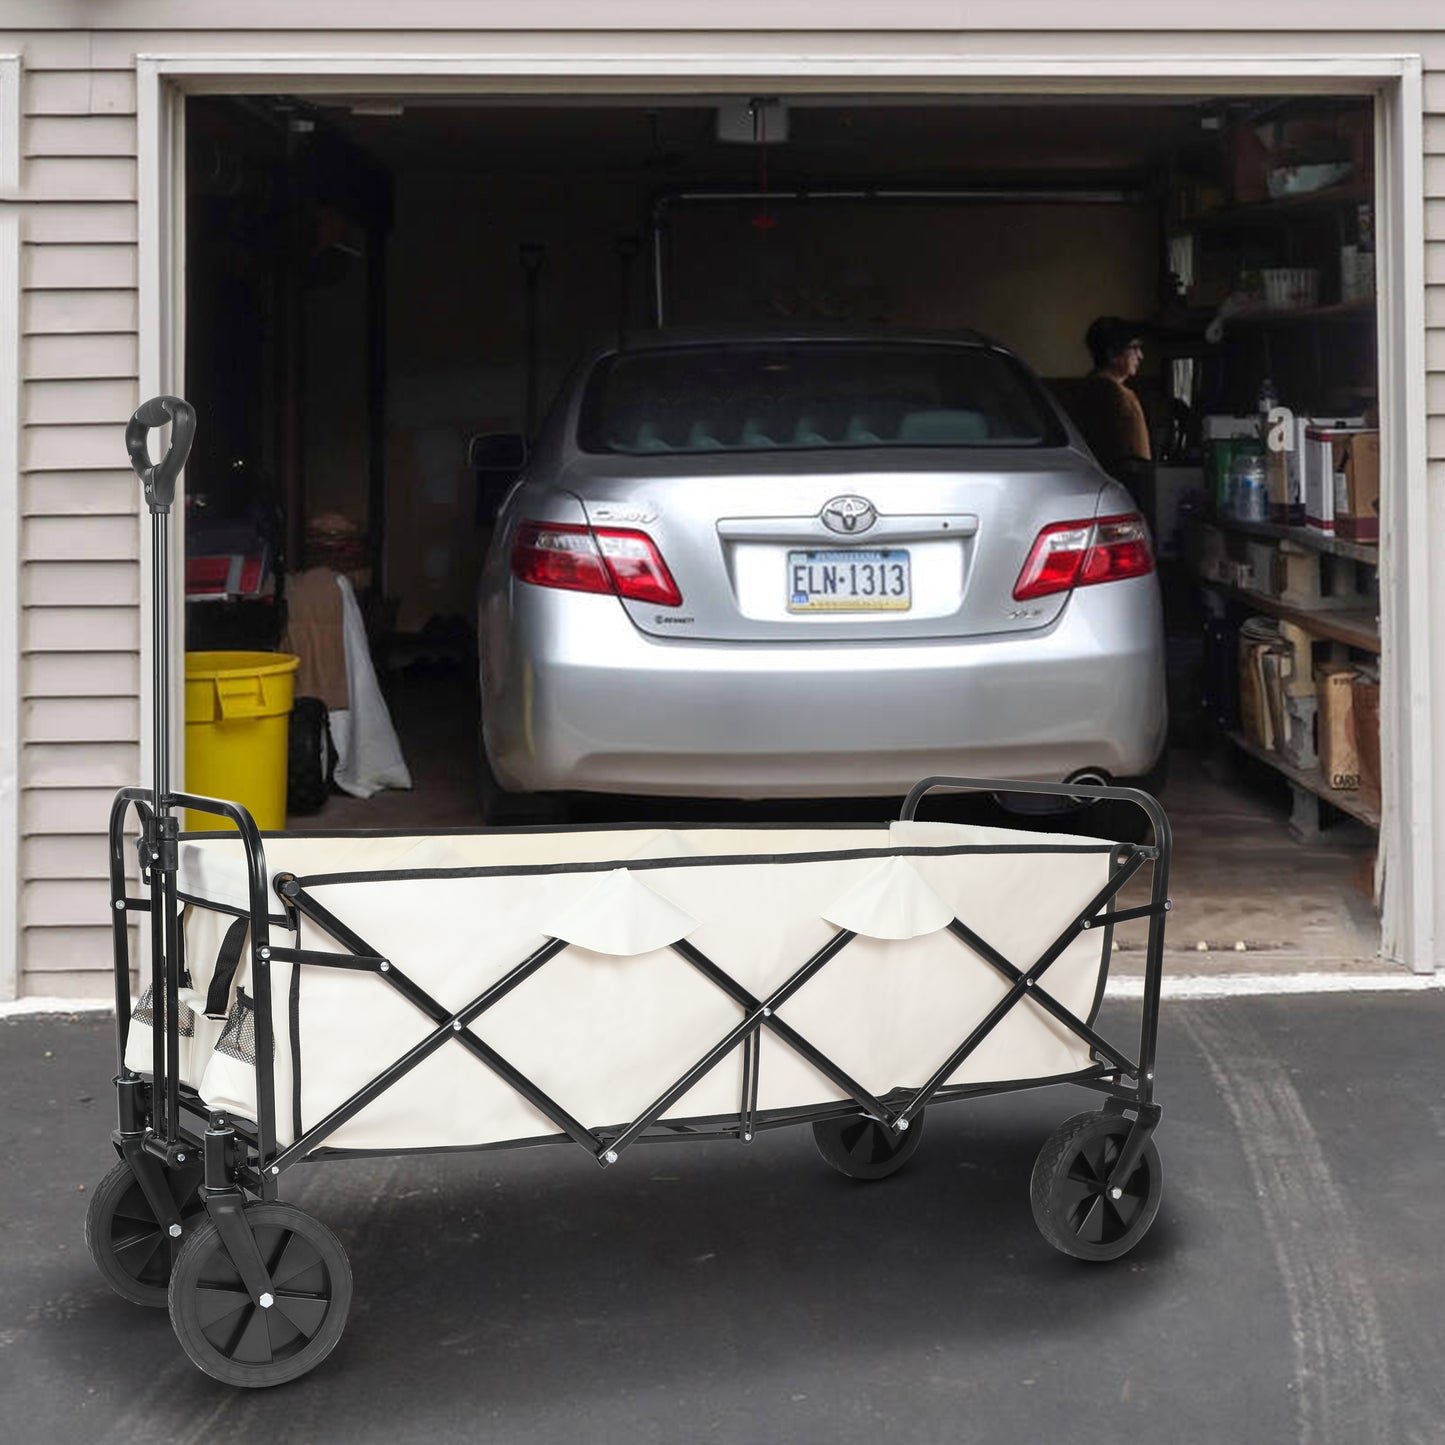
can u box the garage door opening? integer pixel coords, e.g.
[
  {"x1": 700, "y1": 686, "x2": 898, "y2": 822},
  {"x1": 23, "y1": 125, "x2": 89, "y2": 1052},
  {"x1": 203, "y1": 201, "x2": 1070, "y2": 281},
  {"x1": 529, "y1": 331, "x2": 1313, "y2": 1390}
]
[{"x1": 180, "y1": 90, "x2": 1384, "y2": 969}]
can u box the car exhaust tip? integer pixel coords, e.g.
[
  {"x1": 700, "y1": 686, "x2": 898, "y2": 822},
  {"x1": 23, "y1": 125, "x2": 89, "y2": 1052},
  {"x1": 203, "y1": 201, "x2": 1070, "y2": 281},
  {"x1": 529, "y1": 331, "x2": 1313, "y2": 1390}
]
[{"x1": 996, "y1": 769, "x2": 1113, "y2": 817}]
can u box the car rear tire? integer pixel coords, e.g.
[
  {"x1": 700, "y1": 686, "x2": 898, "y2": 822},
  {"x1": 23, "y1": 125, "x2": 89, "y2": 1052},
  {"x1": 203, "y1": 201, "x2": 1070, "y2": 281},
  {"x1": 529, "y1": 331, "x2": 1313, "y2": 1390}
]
[{"x1": 477, "y1": 729, "x2": 569, "y2": 826}]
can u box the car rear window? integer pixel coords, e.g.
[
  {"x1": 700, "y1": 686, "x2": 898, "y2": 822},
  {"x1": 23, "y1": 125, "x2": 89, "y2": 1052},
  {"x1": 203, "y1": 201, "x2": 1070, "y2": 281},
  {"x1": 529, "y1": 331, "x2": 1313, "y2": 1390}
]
[{"x1": 577, "y1": 341, "x2": 1066, "y2": 456}]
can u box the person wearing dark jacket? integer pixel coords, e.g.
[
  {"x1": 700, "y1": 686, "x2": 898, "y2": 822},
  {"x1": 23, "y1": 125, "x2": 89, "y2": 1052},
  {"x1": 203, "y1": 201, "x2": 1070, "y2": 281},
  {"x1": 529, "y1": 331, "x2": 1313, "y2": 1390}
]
[{"x1": 1075, "y1": 317, "x2": 1151, "y2": 498}]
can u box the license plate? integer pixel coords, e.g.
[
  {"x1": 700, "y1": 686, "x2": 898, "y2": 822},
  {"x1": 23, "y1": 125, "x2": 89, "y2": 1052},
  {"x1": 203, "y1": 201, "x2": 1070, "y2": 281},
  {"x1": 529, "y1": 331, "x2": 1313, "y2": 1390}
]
[{"x1": 787, "y1": 549, "x2": 912, "y2": 612}]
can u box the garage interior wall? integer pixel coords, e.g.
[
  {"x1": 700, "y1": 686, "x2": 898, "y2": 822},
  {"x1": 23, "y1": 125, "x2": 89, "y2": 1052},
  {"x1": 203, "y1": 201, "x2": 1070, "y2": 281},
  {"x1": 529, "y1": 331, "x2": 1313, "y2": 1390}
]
[
  {"x1": 383, "y1": 172, "x2": 1156, "y2": 628},
  {"x1": 0, "y1": 19, "x2": 1441, "y2": 998}
]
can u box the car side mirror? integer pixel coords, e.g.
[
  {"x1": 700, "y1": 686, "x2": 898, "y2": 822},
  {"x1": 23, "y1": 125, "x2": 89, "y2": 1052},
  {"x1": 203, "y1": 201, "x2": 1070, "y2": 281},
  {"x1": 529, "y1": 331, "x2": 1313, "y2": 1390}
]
[{"x1": 468, "y1": 433, "x2": 527, "y2": 473}]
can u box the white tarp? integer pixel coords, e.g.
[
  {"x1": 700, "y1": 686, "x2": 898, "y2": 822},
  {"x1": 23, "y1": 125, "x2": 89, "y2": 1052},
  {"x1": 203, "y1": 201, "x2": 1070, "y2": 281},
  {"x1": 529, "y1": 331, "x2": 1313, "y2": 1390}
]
[{"x1": 128, "y1": 822, "x2": 1119, "y2": 1154}]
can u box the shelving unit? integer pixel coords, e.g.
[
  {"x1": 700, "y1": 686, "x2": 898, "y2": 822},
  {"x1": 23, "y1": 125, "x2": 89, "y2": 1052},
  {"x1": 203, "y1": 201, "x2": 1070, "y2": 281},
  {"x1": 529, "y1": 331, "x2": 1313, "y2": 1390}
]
[
  {"x1": 1228, "y1": 728, "x2": 1380, "y2": 834},
  {"x1": 1209, "y1": 515, "x2": 1379, "y2": 565},
  {"x1": 1185, "y1": 180, "x2": 1373, "y2": 230},
  {"x1": 1203, "y1": 580, "x2": 1379, "y2": 653},
  {"x1": 1170, "y1": 135, "x2": 1382, "y2": 837},
  {"x1": 1187, "y1": 509, "x2": 1381, "y2": 831},
  {"x1": 1225, "y1": 298, "x2": 1375, "y2": 327}
]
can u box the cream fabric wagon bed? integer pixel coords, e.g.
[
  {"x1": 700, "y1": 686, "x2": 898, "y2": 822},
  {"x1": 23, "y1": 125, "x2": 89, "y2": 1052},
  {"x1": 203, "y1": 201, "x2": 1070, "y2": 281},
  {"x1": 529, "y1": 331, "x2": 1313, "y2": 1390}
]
[{"x1": 127, "y1": 819, "x2": 1123, "y2": 1156}]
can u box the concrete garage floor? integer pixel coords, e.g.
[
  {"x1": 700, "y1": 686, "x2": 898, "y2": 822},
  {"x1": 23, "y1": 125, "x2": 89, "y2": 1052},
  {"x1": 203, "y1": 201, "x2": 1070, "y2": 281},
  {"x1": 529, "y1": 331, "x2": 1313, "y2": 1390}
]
[
  {"x1": 8, "y1": 994, "x2": 1444, "y2": 1445},
  {"x1": 292, "y1": 667, "x2": 1385, "y2": 979}
]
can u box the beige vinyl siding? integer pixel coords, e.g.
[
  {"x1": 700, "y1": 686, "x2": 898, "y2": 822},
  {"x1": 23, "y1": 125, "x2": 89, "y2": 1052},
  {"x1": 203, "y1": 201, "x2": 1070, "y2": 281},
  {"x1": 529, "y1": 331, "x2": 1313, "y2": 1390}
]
[
  {"x1": 24, "y1": 329, "x2": 138, "y2": 378},
  {"x1": 16, "y1": 47, "x2": 138, "y2": 997},
  {"x1": 26, "y1": 70, "x2": 135, "y2": 117},
  {"x1": 1429, "y1": 76, "x2": 1445, "y2": 479}
]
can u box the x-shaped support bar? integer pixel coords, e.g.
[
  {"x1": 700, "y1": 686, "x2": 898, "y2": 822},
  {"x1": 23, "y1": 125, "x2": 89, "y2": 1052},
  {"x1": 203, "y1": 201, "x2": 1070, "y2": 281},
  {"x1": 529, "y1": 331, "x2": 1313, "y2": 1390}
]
[{"x1": 263, "y1": 851, "x2": 1159, "y2": 1173}]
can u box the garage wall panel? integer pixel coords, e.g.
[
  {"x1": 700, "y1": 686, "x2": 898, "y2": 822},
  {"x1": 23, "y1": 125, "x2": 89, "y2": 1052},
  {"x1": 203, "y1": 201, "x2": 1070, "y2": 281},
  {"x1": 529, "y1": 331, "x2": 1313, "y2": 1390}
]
[
  {"x1": 22, "y1": 786, "x2": 123, "y2": 836},
  {"x1": 23, "y1": 878, "x2": 118, "y2": 929},
  {"x1": 24, "y1": 560, "x2": 138, "y2": 608},
  {"x1": 24, "y1": 926, "x2": 119, "y2": 970},
  {"x1": 22, "y1": 472, "x2": 139, "y2": 517},
  {"x1": 24, "y1": 330, "x2": 137, "y2": 376},
  {"x1": 23, "y1": 605, "x2": 138, "y2": 653},
  {"x1": 25, "y1": 651, "x2": 138, "y2": 698},
  {"x1": 25, "y1": 115, "x2": 135, "y2": 157},
  {"x1": 26, "y1": 742, "x2": 138, "y2": 790},
  {"x1": 21, "y1": 423, "x2": 131, "y2": 473},
  {"x1": 16, "y1": 9, "x2": 142, "y2": 999},
  {"x1": 24, "y1": 515, "x2": 137, "y2": 560},
  {"x1": 24, "y1": 157, "x2": 136, "y2": 202},
  {"x1": 23, "y1": 290, "x2": 138, "y2": 338},
  {"x1": 19, "y1": 966, "x2": 116, "y2": 998},
  {"x1": 25, "y1": 202, "x2": 137, "y2": 245},
  {"x1": 22, "y1": 241, "x2": 136, "y2": 290},
  {"x1": 23, "y1": 377, "x2": 137, "y2": 425},
  {"x1": 23, "y1": 695, "x2": 139, "y2": 743}
]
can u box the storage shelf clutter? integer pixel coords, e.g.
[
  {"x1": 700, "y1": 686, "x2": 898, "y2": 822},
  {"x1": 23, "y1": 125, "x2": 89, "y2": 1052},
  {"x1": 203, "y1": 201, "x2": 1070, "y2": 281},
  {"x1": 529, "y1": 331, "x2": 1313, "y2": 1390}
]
[
  {"x1": 1165, "y1": 99, "x2": 1382, "y2": 838},
  {"x1": 1188, "y1": 498, "x2": 1382, "y2": 832}
]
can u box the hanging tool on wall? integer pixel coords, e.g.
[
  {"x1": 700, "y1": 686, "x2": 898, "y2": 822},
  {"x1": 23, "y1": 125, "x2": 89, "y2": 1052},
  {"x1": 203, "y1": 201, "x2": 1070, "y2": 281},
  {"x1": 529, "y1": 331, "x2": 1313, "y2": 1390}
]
[
  {"x1": 616, "y1": 235, "x2": 641, "y2": 351},
  {"x1": 519, "y1": 241, "x2": 546, "y2": 439}
]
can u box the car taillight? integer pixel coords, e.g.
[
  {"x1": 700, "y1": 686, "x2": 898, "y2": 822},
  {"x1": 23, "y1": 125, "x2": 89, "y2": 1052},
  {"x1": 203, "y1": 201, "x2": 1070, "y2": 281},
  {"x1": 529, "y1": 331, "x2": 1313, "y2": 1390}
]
[
  {"x1": 511, "y1": 521, "x2": 682, "y2": 607},
  {"x1": 1013, "y1": 513, "x2": 1154, "y2": 601}
]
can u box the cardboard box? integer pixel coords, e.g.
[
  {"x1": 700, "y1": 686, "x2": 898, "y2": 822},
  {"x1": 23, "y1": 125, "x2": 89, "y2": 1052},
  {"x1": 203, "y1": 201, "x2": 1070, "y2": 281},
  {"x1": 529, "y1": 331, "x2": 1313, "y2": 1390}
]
[
  {"x1": 1333, "y1": 430, "x2": 1380, "y2": 541},
  {"x1": 1352, "y1": 675, "x2": 1381, "y2": 813},
  {"x1": 1317, "y1": 664, "x2": 1361, "y2": 791}
]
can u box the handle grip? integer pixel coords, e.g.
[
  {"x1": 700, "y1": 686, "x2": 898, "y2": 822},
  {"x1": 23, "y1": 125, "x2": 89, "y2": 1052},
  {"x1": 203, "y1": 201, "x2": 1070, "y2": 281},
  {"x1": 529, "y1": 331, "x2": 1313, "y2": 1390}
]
[{"x1": 126, "y1": 395, "x2": 196, "y2": 513}]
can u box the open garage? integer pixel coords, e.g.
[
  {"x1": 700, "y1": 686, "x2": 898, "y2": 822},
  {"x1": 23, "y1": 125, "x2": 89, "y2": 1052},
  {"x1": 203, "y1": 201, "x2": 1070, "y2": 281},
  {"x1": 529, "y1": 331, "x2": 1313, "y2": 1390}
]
[{"x1": 176, "y1": 87, "x2": 1385, "y2": 969}]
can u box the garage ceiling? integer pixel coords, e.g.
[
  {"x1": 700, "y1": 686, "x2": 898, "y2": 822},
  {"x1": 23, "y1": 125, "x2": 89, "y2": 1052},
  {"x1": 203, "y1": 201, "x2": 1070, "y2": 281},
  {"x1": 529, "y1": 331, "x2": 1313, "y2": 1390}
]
[{"x1": 313, "y1": 100, "x2": 1211, "y2": 183}]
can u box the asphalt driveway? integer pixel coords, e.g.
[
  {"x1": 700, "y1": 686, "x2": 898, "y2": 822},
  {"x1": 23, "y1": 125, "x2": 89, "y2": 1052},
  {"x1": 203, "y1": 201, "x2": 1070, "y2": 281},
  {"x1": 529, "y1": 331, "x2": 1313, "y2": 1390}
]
[{"x1": 4, "y1": 992, "x2": 1442, "y2": 1445}]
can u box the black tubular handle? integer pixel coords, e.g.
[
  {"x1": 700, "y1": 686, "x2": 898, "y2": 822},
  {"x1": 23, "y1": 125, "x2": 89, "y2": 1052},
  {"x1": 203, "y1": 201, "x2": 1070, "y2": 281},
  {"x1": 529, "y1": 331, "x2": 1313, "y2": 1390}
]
[
  {"x1": 899, "y1": 773, "x2": 1171, "y2": 852},
  {"x1": 125, "y1": 395, "x2": 196, "y2": 513}
]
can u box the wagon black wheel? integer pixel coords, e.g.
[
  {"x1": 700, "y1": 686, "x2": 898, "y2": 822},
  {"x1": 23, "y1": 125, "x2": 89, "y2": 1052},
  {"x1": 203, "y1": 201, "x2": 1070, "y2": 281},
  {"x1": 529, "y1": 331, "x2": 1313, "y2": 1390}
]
[
  {"x1": 85, "y1": 1156, "x2": 205, "y2": 1307},
  {"x1": 812, "y1": 1110, "x2": 924, "y2": 1181},
  {"x1": 1030, "y1": 1110, "x2": 1162, "y2": 1261},
  {"x1": 168, "y1": 1203, "x2": 352, "y2": 1388}
]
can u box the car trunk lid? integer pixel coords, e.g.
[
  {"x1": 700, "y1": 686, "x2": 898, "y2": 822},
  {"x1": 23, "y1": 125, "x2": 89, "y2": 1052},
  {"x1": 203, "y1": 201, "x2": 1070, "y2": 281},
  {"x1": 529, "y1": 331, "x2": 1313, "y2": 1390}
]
[{"x1": 561, "y1": 450, "x2": 1108, "y2": 643}]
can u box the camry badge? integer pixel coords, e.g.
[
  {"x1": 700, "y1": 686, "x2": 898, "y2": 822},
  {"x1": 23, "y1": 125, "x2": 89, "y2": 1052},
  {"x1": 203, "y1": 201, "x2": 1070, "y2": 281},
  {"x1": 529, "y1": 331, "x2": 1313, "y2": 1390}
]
[{"x1": 821, "y1": 495, "x2": 878, "y2": 535}]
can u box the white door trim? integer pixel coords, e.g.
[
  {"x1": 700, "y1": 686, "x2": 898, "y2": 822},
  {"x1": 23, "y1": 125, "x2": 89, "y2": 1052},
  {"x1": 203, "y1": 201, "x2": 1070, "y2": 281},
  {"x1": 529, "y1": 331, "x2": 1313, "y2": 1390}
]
[{"x1": 134, "y1": 46, "x2": 1433, "y2": 971}]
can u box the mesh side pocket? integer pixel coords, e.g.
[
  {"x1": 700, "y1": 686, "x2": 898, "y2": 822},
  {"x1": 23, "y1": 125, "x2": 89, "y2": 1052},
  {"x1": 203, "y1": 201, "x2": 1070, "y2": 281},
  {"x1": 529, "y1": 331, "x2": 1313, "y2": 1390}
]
[
  {"x1": 130, "y1": 984, "x2": 195, "y2": 1038},
  {"x1": 215, "y1": 993, "x2": 269, "y2": 1065}
]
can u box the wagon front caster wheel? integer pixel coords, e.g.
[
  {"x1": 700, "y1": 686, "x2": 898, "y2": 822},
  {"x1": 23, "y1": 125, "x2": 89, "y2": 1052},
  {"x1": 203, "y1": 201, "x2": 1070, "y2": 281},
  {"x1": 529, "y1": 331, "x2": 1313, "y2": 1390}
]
[
  {"x1": 1030, "y1": 1110, "x2": 1162, "y2": 1261},
  {"x1": 85, "y1": 1156, "x2": 205, "y2": 1307},
  {"x1": 168, "y1": 1202, "x2": 352, "y2": 1387},
  {"x1": 812, "y1": 1110, "x2": 924, "y2": 1181}
]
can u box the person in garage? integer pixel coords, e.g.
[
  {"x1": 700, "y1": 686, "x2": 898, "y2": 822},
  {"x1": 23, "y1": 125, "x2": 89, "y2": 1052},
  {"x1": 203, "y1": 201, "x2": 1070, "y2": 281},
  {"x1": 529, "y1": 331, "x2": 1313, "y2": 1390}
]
[{"x1": 1075, "y1": 317, "x2": 1152, "y2": 500}]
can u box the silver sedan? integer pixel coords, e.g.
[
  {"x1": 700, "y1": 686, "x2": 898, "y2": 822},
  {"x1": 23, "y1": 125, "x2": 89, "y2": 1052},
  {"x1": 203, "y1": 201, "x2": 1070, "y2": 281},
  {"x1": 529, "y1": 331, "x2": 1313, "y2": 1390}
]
[{"x1": 477, "y1": 331, "x2": 1166, "y2": 818}]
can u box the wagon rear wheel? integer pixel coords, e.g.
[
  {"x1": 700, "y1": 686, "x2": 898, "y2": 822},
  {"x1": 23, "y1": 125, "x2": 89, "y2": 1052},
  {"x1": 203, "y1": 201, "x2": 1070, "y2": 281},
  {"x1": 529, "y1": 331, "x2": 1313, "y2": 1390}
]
[
  {"x1": 1030, "y1": 1110, "x2": 1162, "y2": 1261},
  {"x1": 168, "y1": 1202, "x2": 352, "y2": 1387},
  {"x1": 85, "y1": 1156, "x2": 205, "y2": 1307},
  {"x1": 812, "y1": 1110, "x2": 924, "y2": 1181}
]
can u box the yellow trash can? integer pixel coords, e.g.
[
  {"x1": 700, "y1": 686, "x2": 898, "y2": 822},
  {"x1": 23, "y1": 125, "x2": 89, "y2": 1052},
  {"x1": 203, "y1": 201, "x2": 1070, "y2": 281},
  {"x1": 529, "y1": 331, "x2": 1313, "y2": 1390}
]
[{"x1": 184, "y1": 651, "x2": 301, "y2": 832}]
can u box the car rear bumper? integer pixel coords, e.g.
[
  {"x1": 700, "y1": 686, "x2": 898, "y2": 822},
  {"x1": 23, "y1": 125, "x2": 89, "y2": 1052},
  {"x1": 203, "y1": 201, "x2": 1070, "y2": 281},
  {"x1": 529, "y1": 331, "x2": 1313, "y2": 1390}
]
[{"x1": 482, "y1": 578, "x2": 1167, "y2": 799}]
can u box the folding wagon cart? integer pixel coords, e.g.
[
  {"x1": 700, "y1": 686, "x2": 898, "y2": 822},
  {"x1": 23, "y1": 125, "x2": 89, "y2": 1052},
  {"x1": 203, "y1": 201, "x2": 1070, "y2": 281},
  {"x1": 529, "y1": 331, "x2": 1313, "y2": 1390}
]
[{"x1": 88, "y1": 397, "x2": 1174, "y2": 1387}]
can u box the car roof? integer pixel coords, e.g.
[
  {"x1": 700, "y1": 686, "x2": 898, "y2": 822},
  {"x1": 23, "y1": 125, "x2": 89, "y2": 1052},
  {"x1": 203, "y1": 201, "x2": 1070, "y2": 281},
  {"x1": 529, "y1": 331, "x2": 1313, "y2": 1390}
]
[{"x1": 593, "y1": 325, "x2": 1005, "y2": 361}]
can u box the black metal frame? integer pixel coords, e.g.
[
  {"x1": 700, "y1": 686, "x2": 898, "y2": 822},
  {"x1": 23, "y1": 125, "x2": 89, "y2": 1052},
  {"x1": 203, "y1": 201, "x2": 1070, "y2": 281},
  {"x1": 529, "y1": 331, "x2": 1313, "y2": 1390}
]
[{"x1": 107, "y1": 396, "x2": 1171, "y2": 1317}]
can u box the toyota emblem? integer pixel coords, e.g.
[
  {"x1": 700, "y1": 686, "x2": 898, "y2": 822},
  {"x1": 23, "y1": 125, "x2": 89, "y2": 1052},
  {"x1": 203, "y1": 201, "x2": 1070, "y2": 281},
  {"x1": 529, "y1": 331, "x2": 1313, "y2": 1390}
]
[{"x1": 821, "y1": 495, "x2": 878, "y2": 535}]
